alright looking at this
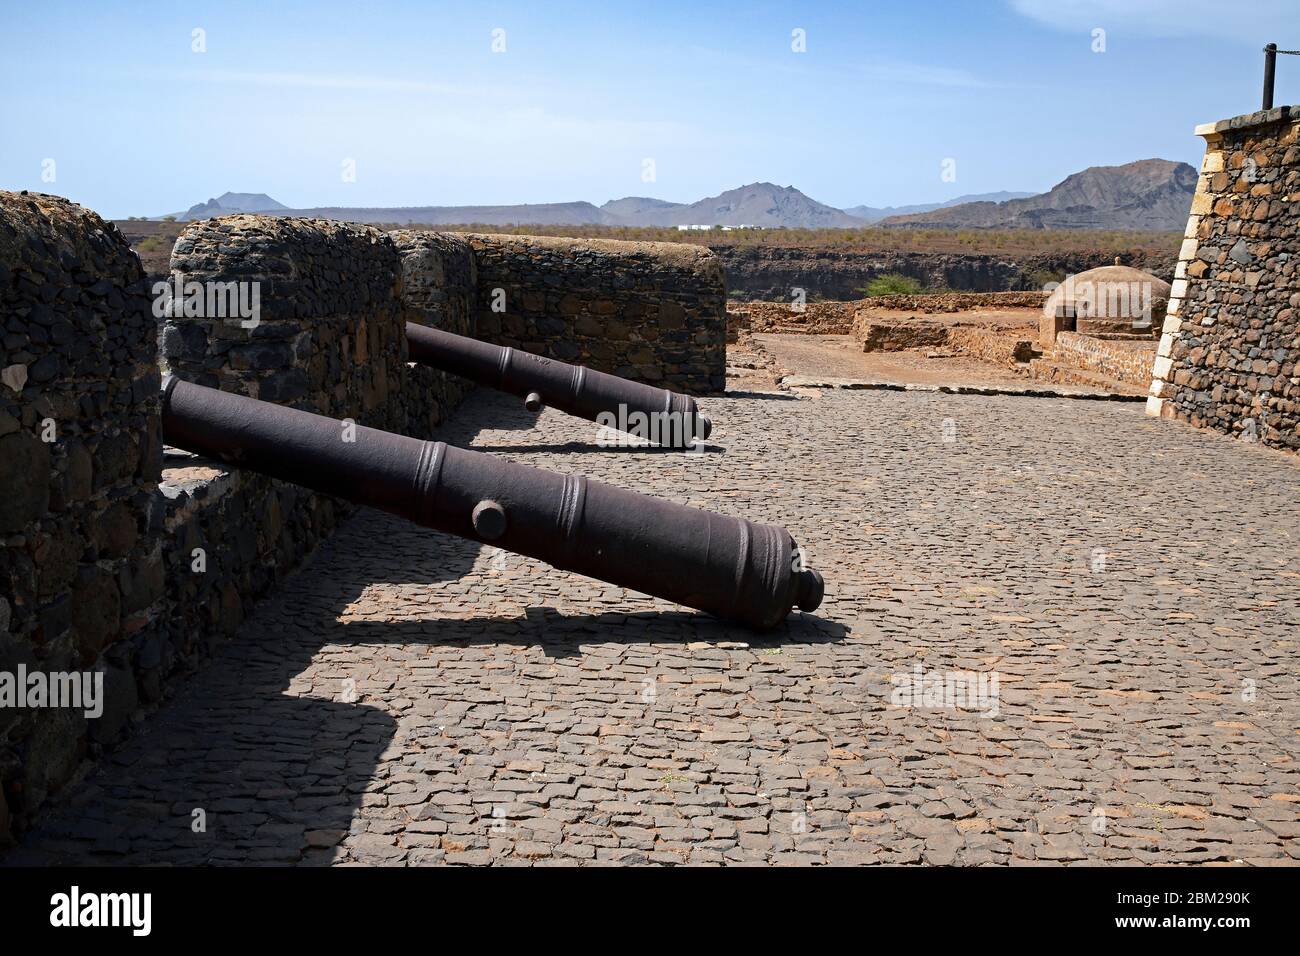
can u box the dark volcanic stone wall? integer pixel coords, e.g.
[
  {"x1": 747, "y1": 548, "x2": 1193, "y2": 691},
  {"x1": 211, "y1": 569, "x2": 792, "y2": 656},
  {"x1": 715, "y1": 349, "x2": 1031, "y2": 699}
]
[
  {"x1": 465, "y1": 234, "x2": 726, "y2": 394},
  {"x1": 390, "y1": 231, "x2": 478, "y2": 436},
  {"x1": 162, "y1": 215, "x2": 410, "y2": 433},
  {"x1": 390, "y1": 230, "x2": 476, "y2": 336},
  {"x1": 1148, "y1": 107, "x2": 1300, "y2": 451},
  {"x1": 154, "y1": 214, "x2": 472, "y2": 720},
  {"x1": 0, "y1": 192, "x2": 162, "y2": 839},
  {"x1": 0, "y1": 206, "x2": 725, "y2": 844}
]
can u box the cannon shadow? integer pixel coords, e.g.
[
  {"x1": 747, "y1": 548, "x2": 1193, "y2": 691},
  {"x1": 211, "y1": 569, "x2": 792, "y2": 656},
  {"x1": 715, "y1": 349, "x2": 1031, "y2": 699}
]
[
  {"x1": 11, "y1": 387, "x2": 834, "y2": 865},
  {"x1": 10, "y1": 507, "x2": 840, "y2": 866}
]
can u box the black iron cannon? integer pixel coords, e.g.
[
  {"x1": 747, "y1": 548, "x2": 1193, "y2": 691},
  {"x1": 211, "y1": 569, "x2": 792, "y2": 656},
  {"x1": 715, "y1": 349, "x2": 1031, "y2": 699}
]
[
  {"x1": 405, "y1": 323, "x2": 711, "y2": 448},
  {"x1": 160, "y1": 376, "x2": 822, "y2": 629}
]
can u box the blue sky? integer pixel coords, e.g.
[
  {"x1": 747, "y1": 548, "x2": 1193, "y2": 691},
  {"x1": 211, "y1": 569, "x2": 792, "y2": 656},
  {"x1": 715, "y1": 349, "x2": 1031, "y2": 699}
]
[{"x1": 2, "y1": 0, "x2": 1296, "y2": 218}]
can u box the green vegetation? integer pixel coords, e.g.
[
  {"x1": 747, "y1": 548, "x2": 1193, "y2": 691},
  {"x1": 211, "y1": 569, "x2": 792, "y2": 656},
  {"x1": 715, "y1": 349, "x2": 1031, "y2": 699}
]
[
  {"x1": 1026, "y1": 267, "x2": 1067, "y2": 287},
  {"x1": 136, "y1": 235, "x2": 168, "y2": 254},
  {"x1": 379, "y1": 222, "x2": 1179, "y2": 259},
  {"x1": 864, "y1": 273, "x2": 922, "y2": 296}
]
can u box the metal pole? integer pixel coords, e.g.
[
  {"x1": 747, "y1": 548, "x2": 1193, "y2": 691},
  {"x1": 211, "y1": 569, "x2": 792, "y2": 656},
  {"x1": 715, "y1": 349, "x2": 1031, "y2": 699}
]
[{"x1": 1263, "y1": 43, "x2": 1277, "y2": 110}]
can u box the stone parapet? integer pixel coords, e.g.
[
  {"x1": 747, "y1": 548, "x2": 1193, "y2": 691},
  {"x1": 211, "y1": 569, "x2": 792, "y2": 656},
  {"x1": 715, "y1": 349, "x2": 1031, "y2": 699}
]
[
  {"x1": 1146, "y1": 107, "x2": 1300, "y2": 450},
  {"x1": 0, "y1": 192, "x2": 162, "y2": 838},
  {"x1": 464, "y1": 233, "x2": 726, "y2": 394}
]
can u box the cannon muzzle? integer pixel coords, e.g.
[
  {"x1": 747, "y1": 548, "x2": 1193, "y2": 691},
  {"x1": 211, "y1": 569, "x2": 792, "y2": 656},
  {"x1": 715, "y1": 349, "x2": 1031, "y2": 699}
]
[
  {"x1": 405, "y1": 323, "x2": 712, "y2": 448},
  {"x1": 160, "y1": 377, "x2": 822, "y2": 629}
]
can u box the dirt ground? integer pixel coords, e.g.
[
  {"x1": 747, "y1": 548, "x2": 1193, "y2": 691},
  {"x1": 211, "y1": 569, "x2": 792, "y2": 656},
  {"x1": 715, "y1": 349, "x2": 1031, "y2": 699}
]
[{"x1": 754, "y1": 334, "x2": 1039, "y2": 388}]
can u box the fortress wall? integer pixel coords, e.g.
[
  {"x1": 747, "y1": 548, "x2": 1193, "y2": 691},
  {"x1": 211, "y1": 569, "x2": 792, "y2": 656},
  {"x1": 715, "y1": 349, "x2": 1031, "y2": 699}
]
[
  {"x1": 389, "y1": 231, "x2": 478, "y2": 436},
  {"x1": 153, "y1": 216, "x2": 475, "y2": 746},
  {"x1": 0, "y1": 192, "x2": 162, "y2": 840},
  {"x1": 0, "y1": 206, "x2": 722, "y2": 842},
  {"x1": 0, "y1": 207, "x2": 480, "y2": 841},
  {"x1": 1147, "y1": 106, "x2": 1300, "y2": 451},
  {"x1": 162, "y1": 215, "x2": 411, "y2": 432},
  {"x1": 464, "y1": 233, "x2": 727, "y2": 394},
  {"x1": 1054, "y1": 332, "x2": 1156, "y2": 387}
]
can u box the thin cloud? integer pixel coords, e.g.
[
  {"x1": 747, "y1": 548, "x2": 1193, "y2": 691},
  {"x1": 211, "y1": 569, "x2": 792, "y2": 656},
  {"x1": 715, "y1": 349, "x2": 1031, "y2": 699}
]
[
  {"x1": 1008, "y1": 0, "x2": 1296, "y2": 43},
  {"x1": 149, "y1": 68, "x2": 467, "y2": 95},
  {"x1": 857, "y1": 61, "x2": 1009, "y2": 89}
]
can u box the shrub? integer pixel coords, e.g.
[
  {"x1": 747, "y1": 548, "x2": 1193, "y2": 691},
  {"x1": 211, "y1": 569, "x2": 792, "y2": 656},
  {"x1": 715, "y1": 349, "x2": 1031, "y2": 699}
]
[{"x1": 864, "y1": 273, "x2": 922, "y2": 296}]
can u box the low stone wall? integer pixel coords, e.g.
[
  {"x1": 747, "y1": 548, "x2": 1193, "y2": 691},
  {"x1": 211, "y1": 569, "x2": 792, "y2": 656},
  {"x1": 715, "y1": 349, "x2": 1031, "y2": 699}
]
[
  {"x1": 390, "y1": 231, "x2": 478, "y2": 436},
  {"x1": 853, "y1": 305, "x2": 1038, "y2": 356},
  {"x1": 946, "y1": 327, "x2": 1037, "y2": 365},
  {"x1": 163, "y1": 215, "x2": 410, "y2": 433},
  {"x1": 856, "y1": 317, "x2": 952, "y2": 353},
  {"x1": 0, "y1": 206, "x2": 477, "y2": 843},
  {"x1": 0, "y1": 193, "x2": 162, "y2": 840},
  {"x1": 862, "y1": 291, "x2": 1047, "y2": 313},
  {"x1": 1054, "y1": 331, "x2": 1156, "y2": 387},
  {"x1": 726, "y1": 300, "x2": 858, "y2": 337},
  {"x1": 464, "y1": 233, "x2": 726, "y2": 393},
  {"x1": 1147, "y1": 106, "x2": 1300, "y2": 451}
]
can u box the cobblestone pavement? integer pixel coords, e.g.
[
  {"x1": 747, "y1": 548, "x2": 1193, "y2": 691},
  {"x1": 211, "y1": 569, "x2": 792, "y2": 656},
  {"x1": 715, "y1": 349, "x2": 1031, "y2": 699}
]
[{"x1": 12, "y1": 384, "x2": 1300, "y2": 865}]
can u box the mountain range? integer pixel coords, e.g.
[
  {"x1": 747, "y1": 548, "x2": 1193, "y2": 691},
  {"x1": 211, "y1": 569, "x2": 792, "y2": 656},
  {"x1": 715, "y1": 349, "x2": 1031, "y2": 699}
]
[
  {"x1": 877, "y1": 160, "x2": 1198, "y2": 230},
  {"x1": 166, "y1": 160, "x2": 1195, "y2": 231},
  {"x1": 843, "y1": 192, "x2": 1036, "y2": 223}
]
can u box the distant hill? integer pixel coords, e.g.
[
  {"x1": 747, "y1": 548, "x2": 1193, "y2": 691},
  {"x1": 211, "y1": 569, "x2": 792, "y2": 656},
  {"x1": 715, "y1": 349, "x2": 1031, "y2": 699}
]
[
  {"x1": 176, "y1": 192, "x2": 288, "y2": 220},
  {"x1": 165, "y1": 183, "x2": 862, "y2": 228},
  {"x1": 844, "y1": 191, "x2": 1037, "y2": 224},
  {"x1": 878, "y1": 160, "x2": 1197, "y2": 230},
  {"x1": 253, "y1": 201, "x2": 609, "y2": 226},
  {"x1": 160, "y1": 163, "x2": 1192, "y2": 231},
  {"x1": 600, "y1": 196, "x2": 687, "y2": 223},
  {"x1": 600, "y1": 182, "x2": 864, "y2": 228}
]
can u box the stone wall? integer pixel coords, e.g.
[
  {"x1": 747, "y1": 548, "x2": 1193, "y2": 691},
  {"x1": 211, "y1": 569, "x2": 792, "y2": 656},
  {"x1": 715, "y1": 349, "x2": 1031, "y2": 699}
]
[
  {"x1": 389, "y1": 231, "x2": 478, "y2": 436},
  {"x1": 390, "y1": 230, "x2": 476, "y2": 336},
  {"x1": 464, "y1": 233, "x2": 726, "y2": 394},
  {"x1": 1, "y1": 206, "x2": 729, "y2": 843},
  {"x1": 726, "y1": 300, "x2": 858, "y2": 337},
  {"x1": 1054, "y1": 332, "x2": 1156, "y2": 387},
  {"x1": 153, "y1": 215, "x2": 473, "y2": 735},
  {"x1": 1147, "y1": 106, "x2": 1300, "y2": 451},
  {"x1": 0, "y1": 207, "x2": 479, "y2": 842},
  {"x1": 714, "y1": 246, "x2": 1177, "y2": 301},
  {"x1": 0, "y1": 192, "x2": 162, "y2": 841},
  {"x1": 162, "y1": 215, "x2": 410, "y2": 433},
  {"x1": 860, "y1": 291, "x2": 1048, "y2": 313}
]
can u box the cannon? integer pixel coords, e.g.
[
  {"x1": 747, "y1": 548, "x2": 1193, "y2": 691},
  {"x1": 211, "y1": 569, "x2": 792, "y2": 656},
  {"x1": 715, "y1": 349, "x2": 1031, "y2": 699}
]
[
  {"x1": 405, "y1": 323, "x2": 711, "y2": 448},
  {"x1": 160, "y1": 376, "x2": 823, "y2": 629}
]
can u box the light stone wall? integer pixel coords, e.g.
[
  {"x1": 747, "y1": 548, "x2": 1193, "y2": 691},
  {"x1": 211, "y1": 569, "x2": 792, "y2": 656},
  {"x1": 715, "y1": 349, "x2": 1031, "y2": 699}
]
[{"x1": 1146, "y1": 106, "x2": 1300, "y2": 451}]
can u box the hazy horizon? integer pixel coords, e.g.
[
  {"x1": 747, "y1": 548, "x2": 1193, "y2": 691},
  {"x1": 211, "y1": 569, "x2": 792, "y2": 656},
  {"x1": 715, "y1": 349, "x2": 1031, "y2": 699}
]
[{"x1": 2, "y1": 0, "x2": 1296, "y2": 219}]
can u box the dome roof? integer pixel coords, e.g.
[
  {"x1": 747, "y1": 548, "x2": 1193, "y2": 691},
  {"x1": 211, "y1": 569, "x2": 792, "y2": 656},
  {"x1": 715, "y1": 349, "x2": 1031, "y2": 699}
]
[{"x1": 1045, "y1": 258, "x2": 1171, "y2": 322}]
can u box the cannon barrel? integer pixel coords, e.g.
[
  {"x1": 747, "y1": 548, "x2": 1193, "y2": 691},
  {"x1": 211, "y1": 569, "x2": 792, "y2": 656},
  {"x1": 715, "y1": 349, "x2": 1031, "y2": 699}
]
[
  {"x1": 405, "y1": 323, "x2": 711, "y2": 447},
  {"x1": 160, "y1": 376, "x2": 823, "y2": 629}
]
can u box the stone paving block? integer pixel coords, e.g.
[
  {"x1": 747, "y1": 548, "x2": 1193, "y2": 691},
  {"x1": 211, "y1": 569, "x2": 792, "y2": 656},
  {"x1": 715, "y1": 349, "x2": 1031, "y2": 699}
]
[{"x1": 9, "y1": 387, "x2": 1300, "y2": 866}]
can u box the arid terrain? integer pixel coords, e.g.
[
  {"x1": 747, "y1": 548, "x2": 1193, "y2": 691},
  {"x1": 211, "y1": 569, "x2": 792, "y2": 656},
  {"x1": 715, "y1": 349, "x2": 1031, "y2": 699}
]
[{"x1": 118, "y1": 218, "x2": 1181, "y2": 299}]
